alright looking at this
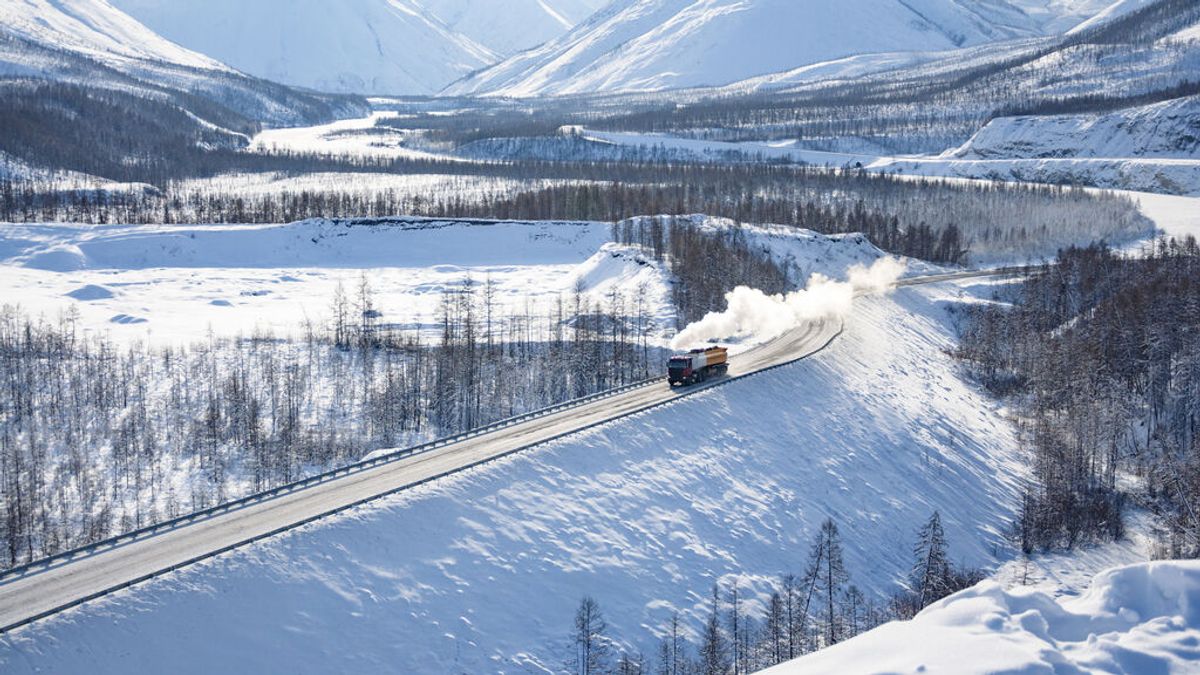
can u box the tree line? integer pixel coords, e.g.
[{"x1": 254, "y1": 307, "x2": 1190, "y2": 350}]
[
  {"x1": 561, "y1": 512, "x2": 982, "y2": 674},
  {"x1": 2, "y1": 162, "x2": 1147, "y2": 265}
]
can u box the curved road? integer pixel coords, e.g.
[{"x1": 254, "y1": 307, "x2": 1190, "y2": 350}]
[{"x1": 0, "y1": 270, "x2": 1016, "y2": 633}]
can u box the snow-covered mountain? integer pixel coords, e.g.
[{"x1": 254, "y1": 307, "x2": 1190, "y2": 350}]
[
  {"x1": 0, "y1": 0, "x2": 229, "y2": 72},
  {"x1": 0, "y1": 0, "x2": 368, "y2": 123},
  {"x1": 106, "y1": 0, "x2": 609, "y2": 95},
  {"x1": 418, "y1": 0, "x2": 607, "y2": 56},
  {"x1": 108, "y1": 0, "x2": 497, "y2": 95},
  {"x1": 445, "y1": 0, "x2": 1146, "y2": 97}
]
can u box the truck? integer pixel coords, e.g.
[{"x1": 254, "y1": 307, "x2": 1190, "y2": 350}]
[{"x1": 668, "y1": 346, "x2": 729, "y2": 386}]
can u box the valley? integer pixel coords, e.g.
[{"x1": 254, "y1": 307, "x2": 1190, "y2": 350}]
[{"x1": 0, "y1": 0, "x2": 1198, "y2": 672}]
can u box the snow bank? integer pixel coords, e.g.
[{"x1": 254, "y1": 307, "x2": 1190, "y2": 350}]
[
  {"x1": 0, "y1": 280, "x2": 1025, "y2": 673},
  {"x1": 767, "y1": 560, "x2": 1200, "y2": 674},
  {"x1": 570, "y1": 242, "x2": 674, "y2": 325}
]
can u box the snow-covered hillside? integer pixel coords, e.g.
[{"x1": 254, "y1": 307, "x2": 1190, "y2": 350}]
[
  {"x1": 109, "y1": 0, "x2": 495, "y2": 95},
  {"x1": 0, "y1": 269, "x2": 1028, "y2": 672},
  {"x1": 954, "y1": 94, "x2": 1200, "y2": 160},
  {"x1": 445, "y1": 0, "x2": 1134, "y2": 97},
  {"x1": 418, "y1": 0, "x2": 606, "y2": 56},
  {"x1": 767, "y1": 560, "x2": 1200, "y2": 674},
  {"x1": 0, "y1": 0, "x2": 227, "y2": 72}
]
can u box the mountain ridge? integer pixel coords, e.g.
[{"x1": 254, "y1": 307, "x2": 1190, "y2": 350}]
[{"x1": 444, "y1": 0, "x2": 1151, "y2": 97}]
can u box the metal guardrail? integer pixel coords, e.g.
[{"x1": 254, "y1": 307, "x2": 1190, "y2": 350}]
[
  {"x1": 0, "y1": 375, "x2": 666, "y2": 585},
  {"x1": 1, "y1": 324, "x2": 848, "y2": 634}
]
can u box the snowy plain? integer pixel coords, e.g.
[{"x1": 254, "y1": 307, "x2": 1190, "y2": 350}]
[
  {"x1": 0, "y1": 218, "x2": 613, "y2": 344},
  {"x1": 249, "y1": 111, "x2": 443, "y2": 159}
]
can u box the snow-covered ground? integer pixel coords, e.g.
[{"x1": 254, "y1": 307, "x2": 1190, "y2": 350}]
[
  {"x1": 170, "y1": 171, "x2": 573, "y2": 203},
  {"x1": 768, "y1": 560, "x2": 1200, "y2": 674},
  {"x1": 0, "y1": 215, "x2": 930, "y2": 346},
  {"x1": 0, "y1": 218, "x2": 617, "y2": 344},
  {"x1": 249, "y1": 111, "x2": 443, "y2": 159},
  {"x1": 993, "y1": 510, "x2": 1160, "y2": 600},
  {"x1": 0, "y1": 274, "x2": 1027, "y2": 673}
]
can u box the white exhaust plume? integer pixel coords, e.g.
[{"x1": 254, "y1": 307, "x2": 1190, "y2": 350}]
[{"x1": 671, "y1": 256, "x2": 908, "y2": 350}]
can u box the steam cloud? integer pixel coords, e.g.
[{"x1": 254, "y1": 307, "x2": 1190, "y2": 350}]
[{"x1": 671, "y1": 256, "x2": 908, "y2": 350}]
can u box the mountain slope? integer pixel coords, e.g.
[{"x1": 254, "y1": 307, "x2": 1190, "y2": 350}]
[
  {"x1": 0, "y1": 0, "x2": 367, "y2": 126},
  {"x1": 417, "y1": 0, "x2": 607, "y2": 56},
  {"x1": 0, "y1": 0, "x2": 227, "y2": 71},
  {"x1": 444, "y1": 0, "x2": 1139, "y2": 97},
  {"x1": 955, "y1": 94, "x2": 1200, "y2": 160},
  {"x1": 110, "y1": 0, "x2": 497, "y2": 95}
]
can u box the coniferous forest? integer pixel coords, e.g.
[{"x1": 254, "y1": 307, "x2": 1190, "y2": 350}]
[{"x1": 956, "y1": 238, "x2": 1200, "y2": 558}]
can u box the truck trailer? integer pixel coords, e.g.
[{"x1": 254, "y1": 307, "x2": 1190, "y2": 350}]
[{"x1": 668, "y1": 346, "x2": 729, "y2": 386}]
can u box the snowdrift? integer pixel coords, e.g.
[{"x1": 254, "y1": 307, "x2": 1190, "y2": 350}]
[{"x1": 767, "y1": 560, "x2": 1200, "y2": 674}]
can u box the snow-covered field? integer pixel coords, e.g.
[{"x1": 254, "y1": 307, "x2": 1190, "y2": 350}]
[
  {"x1": 0, "y1": 218, "x2": 620, "y2": 344},
  {"x1": 249, "y1": 111, "x2": 443, "y2": 159},
  {"x1": 769, "y1": 560, "x2": 1200, "y2": 674},
  {"x1": 0, "y1": 275, "x2": 1027, "y2": 673}
]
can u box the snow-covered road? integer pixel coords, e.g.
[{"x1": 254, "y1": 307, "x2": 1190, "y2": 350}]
[
  {"x1": 0, "y1": 316, "x2": 843, "y2": 633},
  {"x1": 0, "y1": 268, "x2": 1020, "y2": 634}
]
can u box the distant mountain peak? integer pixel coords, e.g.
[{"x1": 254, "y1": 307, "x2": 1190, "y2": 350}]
[
  {"x1": 107, "y1": 0, "x2": 606, "y2": 95},
  {"x1": 444, "y1": 0, "x2": 1144, "y2": 97}
]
